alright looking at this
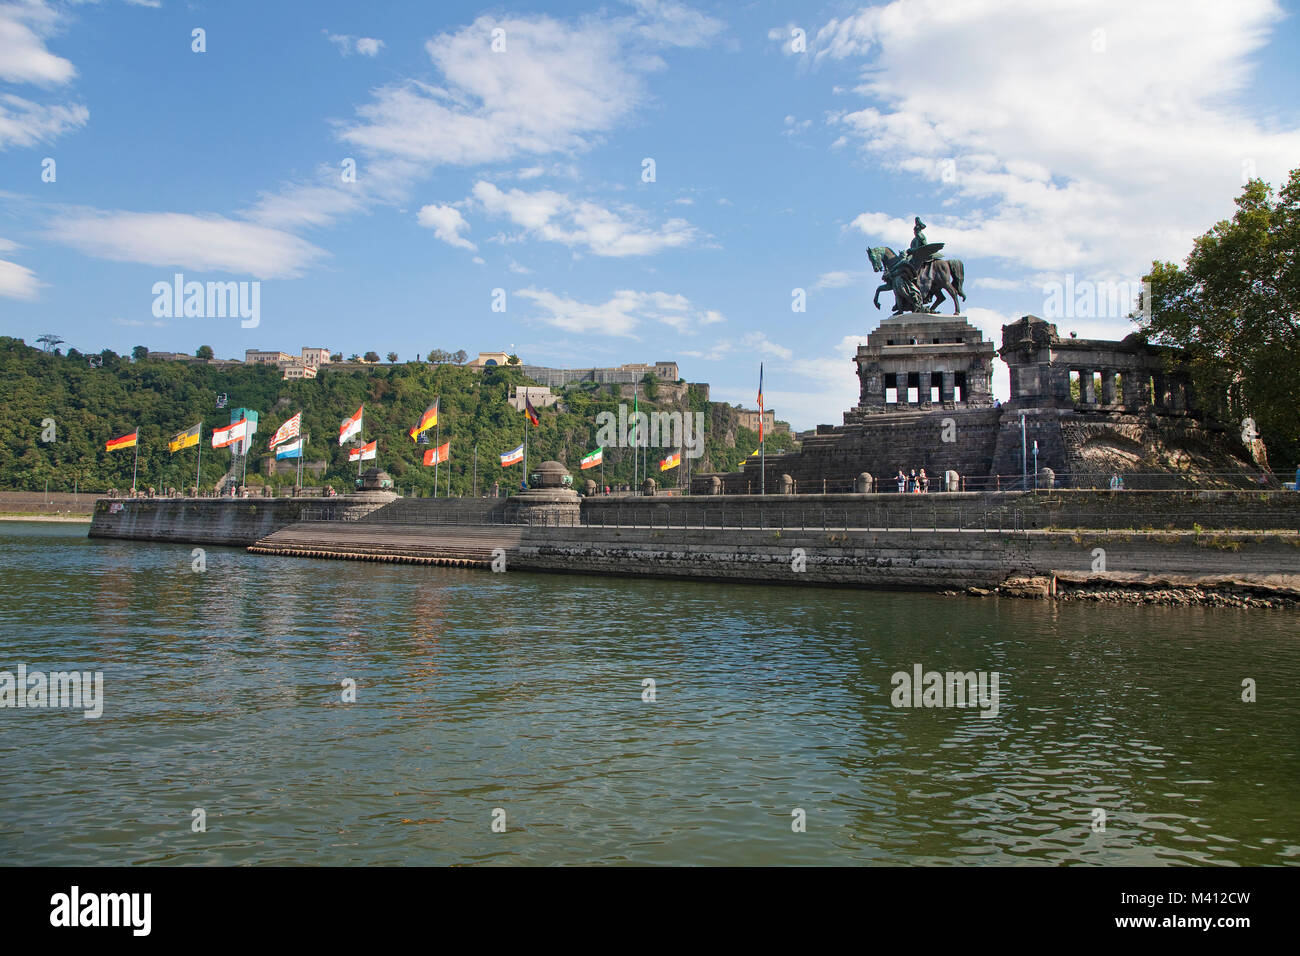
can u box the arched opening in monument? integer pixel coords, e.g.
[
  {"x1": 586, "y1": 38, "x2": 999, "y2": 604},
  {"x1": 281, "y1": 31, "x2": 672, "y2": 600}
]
[
  {"x1": 1069, "y1": 370, "x2": 1081, "y2": 403},
  {"x1": 906, "y1": 372, "x2": 920, "y2": 404},
  {"x1": 884, "y1": 373, "x2": 898, "y2": 405},
  {"x1": 954, "y1": 371, "x2": 965, "y2": 403},
  {"x1": 929, "y1": 372, "x2": 942, "y2": 403}
]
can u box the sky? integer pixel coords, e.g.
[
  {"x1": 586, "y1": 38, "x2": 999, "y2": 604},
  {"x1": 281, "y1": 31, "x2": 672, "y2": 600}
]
[{"x1": 1, "y1": 0, "x2": 1298, "y2": 430}]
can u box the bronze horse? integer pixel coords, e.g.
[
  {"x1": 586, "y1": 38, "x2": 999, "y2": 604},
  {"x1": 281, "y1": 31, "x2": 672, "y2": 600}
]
[{"x1": 867, "y1": 246, "x2": 967, "y2": 315}]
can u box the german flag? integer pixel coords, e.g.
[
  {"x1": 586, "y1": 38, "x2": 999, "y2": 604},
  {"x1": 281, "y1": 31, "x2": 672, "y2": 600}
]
[
  {"x1": 409, "y1": 401, "x2": 439, "y2": 441},
  {"x1": 168, "y1": 423, "x2": 201, "y2": 453},
  {"x1": 105, "y1": 430, "x2": 138, "y2": 452},
  {"x1": 660, "y1": 452, "x2": 681, "y2": 472},
  {"x1": 524, "y1": 394, "x2": 540, "y2": 427}
]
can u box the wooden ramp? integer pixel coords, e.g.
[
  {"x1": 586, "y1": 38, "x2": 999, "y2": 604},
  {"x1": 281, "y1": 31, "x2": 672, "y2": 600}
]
[{"x1": 248, "y1": 521, "x2": 523, "y2": 568}]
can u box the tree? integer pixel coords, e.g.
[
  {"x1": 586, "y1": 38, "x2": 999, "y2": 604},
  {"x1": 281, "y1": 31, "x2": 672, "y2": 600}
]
[
  {"x1": 427, "y1": 349, "x2": 452, "y2": 364},
  {"x1": 348, "y1": 353, "x2": 360, "y2": 362},
  {"x1": 642, "y1": 371, "x2": 658, "y2": 399},
  {"x1": 132, "y1": 346, "x2": 149, "y2": 361},
  {"x1": 363, "y1": 351, "x2": 380, "y2": 364},
  {"x1": 331, "y1": 353, "x2": 343, "y2": 362},
  {"x1": 196, "y1": 345, "x2": 214, "y2": 360},
  {"x1": 507, "y1": 354, "x2": 520, "y2": 365},
  {"x1": 387, "y1": 351, "x2": 399, "y2": 363},
  {"x1": 453, "y1": 349, "x2": 468, "y2": 365},
  {"x1": 1139, "y1": 168, "x2": 1300, "y2": 467}
]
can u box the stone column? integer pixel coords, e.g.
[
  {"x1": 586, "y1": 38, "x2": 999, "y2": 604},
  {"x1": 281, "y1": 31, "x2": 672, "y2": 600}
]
[
  {"x1": 1100, "y1": 370, "x2": 1116, "y2": 405},
  {"x1": 919, "y1": 370, "x2": 932, "y2": 408},
  {"x1": 1082, "y1": 369, "x2": 1096, "y2": 404},
  {"x1": 1122, "y1": 372, "x2": 1143, "y2": 409},
  {"x1": 940, "y1": 370, "x2": 955, "y2": 403}
]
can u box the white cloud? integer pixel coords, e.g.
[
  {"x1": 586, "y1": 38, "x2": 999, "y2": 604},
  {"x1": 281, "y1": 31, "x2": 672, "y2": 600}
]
[
  {"x1": 0, "y1": 92, "x2": 86, "y2": 147},
  {"x1": 325, "y1": 32, "x2": 385, "y2": 57},
  {"x1": 517, "y1": 287, "x2": 724, "y2": 336},
  {"x1": 820, "y1": 0, "x2": 1300, "y2": 338},
  {"x1": 0, "y1": 4, "x2": 87, "y2": 150},
  {"x1": 472, "y1": 181, "x2": 697, "y2": 257},
  {"x1": 813, "y1": 270, "x2": 867, "y2": 290},
  {"x1": 46, "y1": 210, "x2": 327, "y2": 279},
  {"x1": 629, "y1": 0, "x2": 724, "y2": 48},
  {"x1": 0, "y1": 251, "x2": 39, "y2": 300},
  {"x1": 341, "y1": 16, "x2": 647, "y2": 168},
  {"x1": 416, "y1": 203, "x2": 476, "y2": 250},
  {"x1": 0, "y1": 1, "x2": 74, "y2": 85}
]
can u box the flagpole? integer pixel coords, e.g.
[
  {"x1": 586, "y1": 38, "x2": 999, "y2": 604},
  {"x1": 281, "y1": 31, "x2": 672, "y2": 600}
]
[
  {"x1": 196, "y1": 426, "x2": 202, "y2": 495},
  {"x1": 759, "y1": 363, "x2": 765, "y2": 497},
  {"x1": 473, "y1": 442, "x2": 478, "y2": 497},
  {"x1": 433, "y1": 403, "x2": 440, "y2": 499},
  {"x1": 523, "y1": 417, "x2": 528, "y2": 490},
  {"x1": 132, "y1": 434, "x2": 139, "y2": 494}
]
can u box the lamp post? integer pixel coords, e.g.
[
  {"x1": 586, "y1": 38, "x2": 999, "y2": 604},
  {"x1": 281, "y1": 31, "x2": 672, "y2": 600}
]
[{"x1": 1032, "y1": 440, "x2": 1039, "y2": 490}]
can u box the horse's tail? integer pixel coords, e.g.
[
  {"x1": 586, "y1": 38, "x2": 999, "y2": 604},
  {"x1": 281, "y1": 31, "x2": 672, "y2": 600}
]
[{"x1": 952, "y1": 259, "x2": 966, "y2": 300}]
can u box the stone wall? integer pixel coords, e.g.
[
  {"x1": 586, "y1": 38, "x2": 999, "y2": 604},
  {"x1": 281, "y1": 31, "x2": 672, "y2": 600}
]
[{"x1": 87, "y1": 493, "x2": 393, "y2": 546}]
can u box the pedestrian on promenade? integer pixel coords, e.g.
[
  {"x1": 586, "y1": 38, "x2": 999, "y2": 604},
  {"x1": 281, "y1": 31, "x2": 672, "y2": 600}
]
[
  {"x1": 896, "y1": 469, "x2": 907, "y2": 493},
  {"x1": 919, "y1": 469, "x2": 930, "y2": 493}
]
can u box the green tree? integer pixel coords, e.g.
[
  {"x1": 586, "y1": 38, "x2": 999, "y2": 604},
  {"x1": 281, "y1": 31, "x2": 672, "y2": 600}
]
[
  {"x1": 132, "y1": 346, "x2": 149, "y2": 361},
  {"x1": 196, "y1": 345, "x2": 214, "y2": 360},
  {"x1": 1139, "y1": 169, "x2": 1300, "y2": 467},
  {"x1": 363, "y1": 351, "x2": 380, "y2": 364},
  {"x1": 386, "y1": 351, "x2": 399, "y2": 363}
]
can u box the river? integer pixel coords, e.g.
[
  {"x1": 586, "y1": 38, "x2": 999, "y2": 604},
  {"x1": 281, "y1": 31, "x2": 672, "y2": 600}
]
[{"x1": 1, "y1": 521, "x2": 1296, "y2": 865}]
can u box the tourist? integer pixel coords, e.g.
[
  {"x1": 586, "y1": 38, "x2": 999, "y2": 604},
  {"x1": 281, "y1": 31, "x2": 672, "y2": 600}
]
[
  {"x1": 908, "y1": 469, "x2": 918, "y2": 493},
  {"x1": 919, "y1": 469, "x2": 930, "y2": 493},
  {"x1": 896, "y1": 469, "x2": 907, "y2": 493}
]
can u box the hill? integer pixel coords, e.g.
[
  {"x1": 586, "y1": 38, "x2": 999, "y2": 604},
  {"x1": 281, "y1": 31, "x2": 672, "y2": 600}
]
[{"x1": 0, "y1": 338, "x2": 795, "y2": 495}]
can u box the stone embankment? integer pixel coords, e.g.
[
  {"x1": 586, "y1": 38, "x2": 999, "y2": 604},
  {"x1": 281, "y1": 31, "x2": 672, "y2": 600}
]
[{"x1": 85, "y1": 490, "x2": 1300, "y2": 606}]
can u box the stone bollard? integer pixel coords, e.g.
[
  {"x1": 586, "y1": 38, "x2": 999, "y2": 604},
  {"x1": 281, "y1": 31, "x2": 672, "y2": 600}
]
[
  {"x1": 855, "y1": 472, "x2": 873, "y2": 494},
  {"x1": 944, "y1": 470, "x2": 960, "y2": 492},
  {"x1": 708, "y1": 476, "x2": 722, "y2": 496},
  {"x1": 780, "y1": 473, "x2": 794, "y2": 495},
  {"x1": 641, "y1": 477, "x2": 658, "y2": 496},
  {"x1": 582, "y1": 479, "x2": 598, "y2": 497},
  {"x1": 1037, "y1": 467, "x2": 1055, "y2": 490}
]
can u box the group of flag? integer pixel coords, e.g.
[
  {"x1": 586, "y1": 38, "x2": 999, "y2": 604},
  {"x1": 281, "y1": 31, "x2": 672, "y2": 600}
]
[{"x1": 102, "y1": 366, "x2": 730, "y2": 479}]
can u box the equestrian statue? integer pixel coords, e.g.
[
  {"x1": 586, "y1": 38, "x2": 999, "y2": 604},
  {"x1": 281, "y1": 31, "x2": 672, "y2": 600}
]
[{"x1": 867, "y1": 217, "x2": 967, "y2": 315}]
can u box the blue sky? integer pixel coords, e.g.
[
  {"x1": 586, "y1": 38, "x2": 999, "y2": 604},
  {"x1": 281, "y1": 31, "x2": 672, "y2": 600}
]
[{"x1": 2, "y1": 0, "x2": 1299, "y2": 429}]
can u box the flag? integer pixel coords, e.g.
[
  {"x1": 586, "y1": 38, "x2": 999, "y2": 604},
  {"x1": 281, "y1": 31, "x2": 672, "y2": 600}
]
[
  {"x1": 748, "y1": 448, "x2": 760, "y2": 458},
  {"x1": 423, "y1": 442, "x2": 451, "y2": 466},
  {"x1": 275, "y1": 438, "x2": 303, "y2": 460},
  {"x1": 409, "y1": 401, "x2": 438, "y2": 441},
  {"x1": 268, "y1": 412, "x2": 301, "y2": 449},
  {"x1": 211, "y1": 419, "x2": 248, "y2": 449},
  {"x1": 580, "y1": 447, "x2": 603, "y2": 470},
  {"x1": 524, "y1": 394, "x2": 540, "y2": 427},
  {"x1": 348, "y1": 439, "x2": 377, "y2": 462},
  {"x1": 500, "y1": 443, "x2": 524, "y2": 466},
  {"x1": 339, "y1": 405, "x2": 363, "y2": 445},
  {"x1": 105, "y1": 430, "x2": 137, "y2": 452},
  {"x1": 660, "y1": 452, "x2": 681, "y2": 471},
  {"x1": 757, "y1": 363, "x2": 765, "y2": 442},
  {"x1": 168, "y1": 423, "x2": 200, "y2": 453}
]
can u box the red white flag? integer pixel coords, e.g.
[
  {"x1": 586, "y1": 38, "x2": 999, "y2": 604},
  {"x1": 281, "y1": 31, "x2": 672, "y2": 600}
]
[
  {"x1": 348, "y1": 439, "x2": 377, "y2": 462},
  {"x1": 211, "y1": 418, "x2": 248, "y2": 449},
  {"x1": 339, "y1": 405, "x2": 363, "y2": 445},
  {"x1": 269, "y1": 412, "x2": 301, "y2": 449},
  {"x1": 423, "y1": 442, "x2": 451, "y2": 466}
]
